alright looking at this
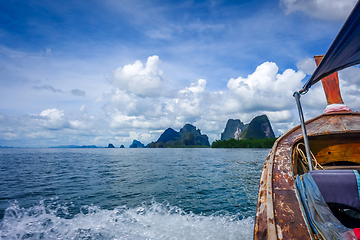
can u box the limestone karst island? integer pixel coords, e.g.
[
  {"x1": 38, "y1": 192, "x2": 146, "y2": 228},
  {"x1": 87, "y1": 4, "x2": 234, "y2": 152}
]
[{"x1": 106, "y1": 114, "x2": 276, "y2": 149}]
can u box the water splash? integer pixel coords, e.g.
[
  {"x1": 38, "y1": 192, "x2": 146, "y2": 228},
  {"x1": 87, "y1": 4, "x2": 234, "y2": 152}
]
[{"x1": 0, "y1": 200, "x2": 254, "y2": 240}]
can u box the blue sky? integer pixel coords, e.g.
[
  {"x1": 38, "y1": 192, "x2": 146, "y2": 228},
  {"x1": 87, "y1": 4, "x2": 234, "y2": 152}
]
[{"x1": 1, "y1": 0, "x2": 359, "y2": 147}]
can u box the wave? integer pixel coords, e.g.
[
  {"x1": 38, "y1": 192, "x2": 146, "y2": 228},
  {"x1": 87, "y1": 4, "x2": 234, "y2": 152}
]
[{"x1": 0, "y1": 199, "x2": 254, "y2": 240}]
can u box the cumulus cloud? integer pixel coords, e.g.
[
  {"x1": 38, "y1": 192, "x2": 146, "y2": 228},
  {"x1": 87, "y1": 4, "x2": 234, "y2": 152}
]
[
  {"x1": 100, "y1": 77, "x2": 212, "y2": 140},
  {"x1": 103, "y1": 59, "x2": 310, "y2": 142},
  {"x1": 38, "y1": 108, "x2": 69, "y2": 130},
  {"x1": 162, "y1": 79, "x2": 215, "y2": 123},
  {"x1": 40, "y1": 108, "x2": 63, "y2": 119},
  {"x1": 280, "y1": 0, "x2": 357, "y2": 21},
  {"x1": 338, "y1": 67, "x2": 360, "y2": 110},
  {"x1": 179, "y1": 79, "x2": 206, "y2": 95},
  {"x1": 339, "y1": 67, "x2": 360, "y2": 85},
  {"x1": 112, "y1": 55, "x2": 164, "y2": 98},
  {"x1": 96, "y1": 58, "x2": 311, "y2": 143},
  {"x1": 227, "y1": 62, "x2": 305, "y2": 111},
  {"x1": 297, "y1": 57, "x2": 316, "y2": 75},
  {"x1": 172, "y1": 79, "x2": 208, "y2": 117}
]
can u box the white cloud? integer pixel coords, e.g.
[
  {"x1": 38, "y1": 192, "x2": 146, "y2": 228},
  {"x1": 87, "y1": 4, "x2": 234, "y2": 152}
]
[
  {"x1": 264, "y1": 110, "x2": 294, "y2": 123},
  {"x1": 105, "y1": 89, "x2": 138, "y2": 114},
  {"x1": 38, "y1": 108, "x2": 69, "y2": 129},
  {"x1": 109, "y1": 114, "x2": 136, "y2": 129},
  {"x1": 339, "y1": 67, "x2": 360, "y2": 110},
  {"x1": 171, "y1": 79, "x2": 208, "y2": 118},
  {"x1": 280, "y1": 0, "x2": 357, "y2": 21},
  {"x1": 339, "y1": 67, "x2": 360, "y2": 85},
  {"x1": 227, "y1": 62, "x2": 305, "y2": 111},
  {"x1": 179, "y1": 79, "x2": 206, "y2": 95},
  {"x1": 112, "y1": 55, "x2": 164, "y2": 98},
  {"x1": 98, "y1": 58, "x2": 313, "y2": 142},
  {"x1": 296, "y1": 57, "x2": 316, "y2": 75},
  {"x1": 39, "y1": 108, "x2": 64, "y2": 120}
]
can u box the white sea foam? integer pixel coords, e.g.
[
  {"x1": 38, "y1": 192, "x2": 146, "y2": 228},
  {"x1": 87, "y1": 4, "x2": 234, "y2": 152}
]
[{"x1": 0, "y1": 200, "x2": 254, "y2": 240}]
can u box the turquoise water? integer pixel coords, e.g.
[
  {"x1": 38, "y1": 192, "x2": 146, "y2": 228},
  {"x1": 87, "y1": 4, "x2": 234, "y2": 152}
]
[{"x1": 0, "y1": 148, "x2": 269, "y2": 239}]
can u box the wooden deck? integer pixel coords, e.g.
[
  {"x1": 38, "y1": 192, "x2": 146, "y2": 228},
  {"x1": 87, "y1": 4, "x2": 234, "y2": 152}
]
[{"x1": 254, "y1": 111, "x2": 360, "y2": 239}]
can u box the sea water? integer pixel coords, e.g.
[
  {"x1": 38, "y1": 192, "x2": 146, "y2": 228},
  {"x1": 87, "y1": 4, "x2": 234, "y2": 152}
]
[{"x1": 0, "y1": 148, "x2": 269, "y2": 239}]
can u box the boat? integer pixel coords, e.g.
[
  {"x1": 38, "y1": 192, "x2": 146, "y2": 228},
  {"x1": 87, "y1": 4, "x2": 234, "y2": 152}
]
[{"x1": 254, "y1": 1, "x2": 360, "y2": 239}]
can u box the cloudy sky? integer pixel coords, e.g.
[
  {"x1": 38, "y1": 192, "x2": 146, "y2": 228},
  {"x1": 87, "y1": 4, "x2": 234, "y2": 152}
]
[{"x1": 1, "y1": 0, "x2": 359, "y2": 147}]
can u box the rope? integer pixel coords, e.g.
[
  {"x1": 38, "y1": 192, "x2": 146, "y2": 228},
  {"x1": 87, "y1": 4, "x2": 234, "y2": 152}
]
[{"x1": 295, "y1": 143, "x2": 323, "y2": 173}]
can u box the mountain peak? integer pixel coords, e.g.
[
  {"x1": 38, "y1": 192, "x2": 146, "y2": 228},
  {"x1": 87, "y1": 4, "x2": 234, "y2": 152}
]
[
  {"x1": 129, "y1": 139, "x2": 145, "y2": 148},
  {"x1": 221, "y1": 119, "x2": 246, "y2": 140},
  {"x1": 150, "y1": 123, "x2": 210, "y2": 148},
  {"x1": 240, "y1": 115, "x2": 275, "y2": 139},
  {"x1": 220, "y1": 115, "x2": 275, "y2": 141}
]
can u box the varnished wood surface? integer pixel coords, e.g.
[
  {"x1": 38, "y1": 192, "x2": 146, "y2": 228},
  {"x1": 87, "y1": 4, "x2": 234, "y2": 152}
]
[{"x1": 254, "y1": 111, "x2": 360, "y2": 239}]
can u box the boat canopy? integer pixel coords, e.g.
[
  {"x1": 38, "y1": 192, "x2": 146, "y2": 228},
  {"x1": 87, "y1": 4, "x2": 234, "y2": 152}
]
[{"x1": 299, "y1": 1, "x2": 360, "y2": 94}]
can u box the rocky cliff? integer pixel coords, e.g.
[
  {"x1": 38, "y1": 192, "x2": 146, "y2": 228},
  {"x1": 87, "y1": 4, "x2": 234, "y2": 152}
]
[
  {"x1": 240, "y1": 115, "x2": 275, "y2": 139},
  {"x1": 129, "y1": 140, "x2": 145, "y2": 148},
  {"x1": 156, "y1": 128, "x2": 180, "y2": 143},
  {"x1": 220, "y1": 115, "x2": 275, "y2": 140},
  {"x1": 220, "y1": 119, "x2": 247, "y2": 140},
  {"x1": 149, "y1": 123, "x2": 210, "y2": 148}
]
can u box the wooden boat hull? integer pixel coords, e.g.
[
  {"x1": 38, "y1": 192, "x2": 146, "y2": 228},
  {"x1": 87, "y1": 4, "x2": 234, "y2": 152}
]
[{"x1": 254, "y1": 111, "x2": 360, "y2": 239}]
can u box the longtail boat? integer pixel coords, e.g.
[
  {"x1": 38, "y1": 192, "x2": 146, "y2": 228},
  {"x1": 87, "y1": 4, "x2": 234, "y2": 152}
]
[{"x1": 254, "y1": 1, "x2": 360, "y2": 239}]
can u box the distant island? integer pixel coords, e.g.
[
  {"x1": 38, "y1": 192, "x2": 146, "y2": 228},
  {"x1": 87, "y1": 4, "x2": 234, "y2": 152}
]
[
  {"x1": 148, "y1": 123, "x2": 210, "y2": 148},
  {"x1": 221, "y1": 119, "x2": 247, "y2": 141},
  {"x1": 221, "y1": 115, "x2": 274, "y2": 140},
  {"x1": 213, "y1": 115, "x2": 276, "y2": 148},
  {"x1": 129, "y1": 140, "x2": 145, "y2": 148}
]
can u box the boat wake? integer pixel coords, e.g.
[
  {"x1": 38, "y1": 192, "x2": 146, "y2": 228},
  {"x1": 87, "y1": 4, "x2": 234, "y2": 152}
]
[{"x1": 0, "y1": 199, "x2": 253, "y2": 239}]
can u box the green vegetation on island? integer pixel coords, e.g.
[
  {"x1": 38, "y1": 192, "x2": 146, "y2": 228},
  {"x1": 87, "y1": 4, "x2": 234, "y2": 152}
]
[
  {"x1": 148, "y1": 123, "x2": 210, "y2": 148},
  {"x1": 221, "y1": 115, "x2": 275, "y2": 141},
  {"x1": 129, "y1": 140, "x2": 145, "y2": 148},
  {"x1": 211, "y1": 138, "x2": 277, "y2": 148},
  {"x1": 214, "y1": 114, "x2": 276, "y2": 148},
  {"x1": 240, "y1": 115, "x2": 275, "y2": 140}
]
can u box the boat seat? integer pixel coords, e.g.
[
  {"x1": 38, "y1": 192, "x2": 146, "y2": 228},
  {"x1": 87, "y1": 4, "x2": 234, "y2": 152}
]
[{"x1": 310, "y1": 170, "x2": 360, "y2": 212}]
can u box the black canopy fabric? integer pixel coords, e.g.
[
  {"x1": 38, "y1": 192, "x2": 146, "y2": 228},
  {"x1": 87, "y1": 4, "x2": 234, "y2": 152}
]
[{"x1": 299, "y1": 1, "x2": 360, "y2": 94}]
